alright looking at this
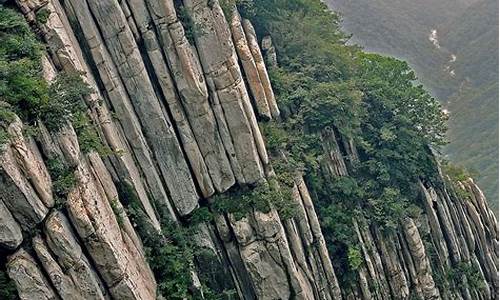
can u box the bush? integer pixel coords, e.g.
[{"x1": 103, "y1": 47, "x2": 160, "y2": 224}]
[
  {"x1": 212, "y1": 181, "x2": 296, "y2": 220},
  {"x1": 447, "y1": 262, "x2": 486, "y2": 291},
  {"x1": 46, "y1": 158, "x2": 76, "y2": 208},
  {"x1": 43, "y1": 71, "x2": 91, "y2": 131},
  {"x1": 117, "y1": 181, "x2": 228, "y2": 299},
  {"x1": 442, "y1": 160, "x2": 475, "y2": 182},
  {"x1": 0, "y1": 269, "x2": 17, "y2": 300},
  {"x1": 0, "y1": 6, "x2": 46, "y2": 124},
  {"x1": 35, "y1": 8, "x2": 50, "y2": 24},
  {"x1": 347, "y1": 246, "x2": 363, "y2": 270}
]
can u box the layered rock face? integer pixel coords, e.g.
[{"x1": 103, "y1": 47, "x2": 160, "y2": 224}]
[
  {"x1": 0, "y1": 1, "x2": 497, "y2": 300},
  {"x1": 318, "y1": 128, "x2": 498, "y2": 300}
]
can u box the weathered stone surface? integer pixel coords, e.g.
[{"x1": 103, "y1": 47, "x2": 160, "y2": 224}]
[
  {"x1": 230, "y1": 8, "x2": 272, "y2": 119},
  {"x1": 124, "y1": 0, "x2": 214, "y2": 197},
  {"x1": 64, "y1": 158, "x2": 156, "y2": 300},
  {"x1": 296, "y1": 178, "x2": 342, "y2": 299},
  {"x1": 0, "y1": 200, "x2": 23, "y2": 250},
  {"x1": 44, "y1": 211, "x2": 109, "y2": 299},
  {"x1": 8, "y1": 118, "x2": 54, "y2": 208},
  {"x1": 83, "y1": 0, "x2": 199, "y2": 216},
  {"x1": 32, "y1": 235, "x2": 81, "y2": 299},
  {"x1": 261, "y1": 35, "x2": 278, "y2": 68},
  {"x1": 373, "y1": 227, "x2": 410, "y2": 299},
  {"x1": 0, "y1": 145, "x2": 49, "y2": 229},
  {"x1": 353, "y1": 219, "x2": 391, "y2": 300},
  {"x1": 320, "y1": 127, "x2": 348, "y2": 177},
  {"x1": 183, "y1": 0, "x2": 265, "y2": 183},
  {"x1": 420, "y1": 181, "x2": 450, "y2": 267},
  {"x1": 229, "y1": 211, "x2": 293, "y2": 299},
  {"x1": 146, "y1": 0, "x2": 236, "y2": 194},
  {"x1": 60, "y1": 0, "x2": 174, "y2": 223},
  {"x1": 39, "y1": 0, "x2": 165, "y2": 228},
  {"x1": 7, "y1": 248, "x2": 59, "y2": 300},
  {"x1": 402, "y1": 217, "x2": 440, "y2": 299},
  {"x1": 242, "y1": 19, "x2": 280, "y2": 119}
]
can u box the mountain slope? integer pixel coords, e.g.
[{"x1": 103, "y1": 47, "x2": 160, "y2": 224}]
[
  {"x1": 0, "y1": 1, "x2": 497, "y2": 300},
  {"x1": 326, "y1": 0, "x2": 499, "y2": 209}
]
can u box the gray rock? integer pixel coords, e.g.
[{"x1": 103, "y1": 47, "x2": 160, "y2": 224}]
[
  {"x1": 0, "y1": 200, "x2": 23, "y2": 250},
  {"x1": 44, "y1": 211, "x2": 109, "y2": 299},
  {"x1": 183, "y1": 0, "x2": 265, "y2": 183},
  {"x1": 146, "y1": 0, "x2": 236, "y2": 194},
  {"x1": 75, "y1": 0, "x2": 200, "y2": 216},
  {"x1": 229, "y1": 8, "x2": 272, "y2": 119},
  {"x1": 7, "y1": 248, "x2": 59, "y2": 300},
  {"x1": 242, "y1": 19, "x2": 280, "y2": 119},
  {"x1": 0, "y1": 145, "x2": 49, "y2": 229},
  {"x1": 402, "y1": 217, "x2": 440, "y2": 299}
]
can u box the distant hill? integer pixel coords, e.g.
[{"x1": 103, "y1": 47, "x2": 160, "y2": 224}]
[
  {"x1": 440, "y1": 0, "x2": 498, "y2": 207},
  {"x1": 326, "y1": 0, "x2": 499, "y2": 209}
]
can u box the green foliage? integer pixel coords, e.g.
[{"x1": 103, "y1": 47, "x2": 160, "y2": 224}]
[
  {"x1": 244, "y1": 0, "x2": 449, "y2": 287},
  {"x1": 0, "y1": 128, "x2": 9, "y2": 147},
  {"x1": 43, "y1": 71, "x2": 91, "y2": 131},
  {"x1": 447, "y1": 262, "x2": 486, "y2": 291},
  {"x1": 35, "y1": 8, "x2": 50, "y2": 24},
  {"x1": 0, "y1": 7, "x2": 42, "y2": 62},
  {"x1": 0, "y1": 6, "x2": 46, "y2": 125},
  {"x1": 0, "y1": 105, "x2": 14, "y2": 147},
  {"x1": 71, "y1": 111, "x2": 110, "y2": 154},
  {"x1": 0, "y1": 6, "x2": 105, "y2": 155},
  {"x1": 367, "y1": 188, "x2": 407, "y2": 230},
  {"x1": 117, "y1": 181, "x2": 228, "y2": 299},
  {"x1": 347, "y1": 246, "x2": 363, "y2": 270},
  {"x1": 44, "y1": 72, "x2": 109, "y2": 153},
  {"x1": 110, "y1": 198, "x2": 125, "y2": 227},
  {"x1": 301, "y1": 81, "x2": 363, "y2": 137},
  {"x1": 219, "y1": 0, "x2": 255, "y2": 19},
  {"x1": 117, "y1": 181, "x2": 195, "y2": 298},
  {"x1": 0, "y1": 269, "x2": 17, "y2": 300},
  {"x1": 146, "y1": 223, "x2": 196, "y2": 299},
  {"x1": 441, "y1": 160, "x2": 475, "y2": 200},
  {"x1": 46, "y1": 158, "x2": 76, "y2": 208},
  {"x1": 442, "y1": 160, "x2": 474, "y2": 182},
  {"x1": 356, "y1": 53, "x2": 448, "y2": 146},
  {"x1": 212, "y1": 181, "x2": 297, "y2": 220}
]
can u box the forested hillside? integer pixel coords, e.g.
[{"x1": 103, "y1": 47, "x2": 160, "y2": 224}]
[
  {"x1": 327, "y1": 0, "x2": 499, "y2": 209},
  {"x1": 0, "y1": 0, "x2": 497, "y2": 299}
]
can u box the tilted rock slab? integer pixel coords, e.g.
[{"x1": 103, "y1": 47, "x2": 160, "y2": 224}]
[{"x1": 7, "y1": 249, "x2": 59, "y2": 300}]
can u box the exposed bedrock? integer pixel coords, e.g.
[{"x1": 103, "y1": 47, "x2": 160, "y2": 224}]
[{"x1": 1, "y1": 1, "x2": 498, "y2": 300}]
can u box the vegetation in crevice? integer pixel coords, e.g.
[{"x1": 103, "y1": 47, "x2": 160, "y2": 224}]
[
  {"x1": 117, "y1": 181, "x2": 235, "y2": 299},
  {"x1": 110, "y1": 197, "x2": 125, "y2": 228},
  {"x1": 46, "y1": 158, "x2": 76, "y2": 209},
  {"x1": 219, "y1": 0, "x2": 255, "y2": 20},
  {"x1": 447, "y1": 262, "x2": 486, "y2": 291},
  {"x1": 173, "y1": 0, "x2": 207, "y2": 45},
  {"x1": 210, "y1": 181, "x2": 297, "y2": 221},
  {"x1": 441, "y1": 160, "x2": 475, "y2": 199},
  {"x1": 35, "y1": 7, "x2": 50, "y2": 25},
  {"x1": 0, "y1": 5, "x2": 107, "y2": 155}
]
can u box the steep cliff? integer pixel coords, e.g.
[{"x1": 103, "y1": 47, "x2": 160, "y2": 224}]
[{"x1": 0, "y1": 0, "x2": 497, "y2": 300}]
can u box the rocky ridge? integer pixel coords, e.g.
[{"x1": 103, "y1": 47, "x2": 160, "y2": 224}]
[{"x1": 0, "y1": 0, "x2": 498, "y2": 299}]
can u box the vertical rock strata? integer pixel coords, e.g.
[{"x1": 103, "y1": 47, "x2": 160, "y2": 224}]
[
  {"x1": 1, "y1": 1, "x2": 497, "y2": 300},
  {"x1": 314, "y1": 124, "x2": 498, "y2": 300}
]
